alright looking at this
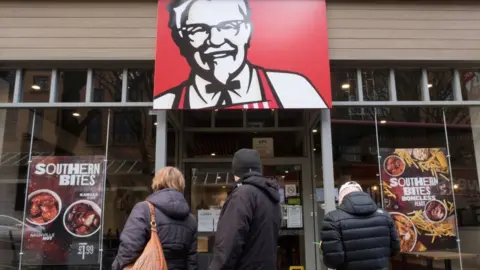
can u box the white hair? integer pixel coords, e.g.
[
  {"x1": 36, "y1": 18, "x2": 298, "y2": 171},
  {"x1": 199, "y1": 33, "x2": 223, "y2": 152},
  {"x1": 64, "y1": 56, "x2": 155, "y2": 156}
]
[{"x1": 168, "y1": 0, "x2": 250, "y2": 32}]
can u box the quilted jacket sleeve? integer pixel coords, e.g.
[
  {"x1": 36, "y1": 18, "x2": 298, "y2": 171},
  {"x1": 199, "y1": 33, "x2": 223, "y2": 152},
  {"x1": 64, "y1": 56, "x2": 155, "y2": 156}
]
[
  {"x1": 112, "y1": 202, "x2": 149, "y2": 270},
  {"x1": 320, "y1": 212, "x2": 345, "y2": 269},
  {"x1": 188, "y1": 228, "x2": 198, "y2": 270}
]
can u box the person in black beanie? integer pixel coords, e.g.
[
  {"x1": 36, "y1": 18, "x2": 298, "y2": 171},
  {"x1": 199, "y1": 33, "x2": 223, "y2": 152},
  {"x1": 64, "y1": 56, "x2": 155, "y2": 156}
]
[{"x1": 209, "y1": 149, "x2": 281, "y2": 270}]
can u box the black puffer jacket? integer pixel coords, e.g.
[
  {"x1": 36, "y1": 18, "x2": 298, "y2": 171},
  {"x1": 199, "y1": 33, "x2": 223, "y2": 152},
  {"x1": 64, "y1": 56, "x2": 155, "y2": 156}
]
[
  {"x1": 320, "y1": 192, "x2": 400, "y2": 270},
  {"x1": 112, "y1": 189, "x2": 197, "y2": 270},
  {"x1": 208, "y1": 172, "x2": 281, "y2": 270}
]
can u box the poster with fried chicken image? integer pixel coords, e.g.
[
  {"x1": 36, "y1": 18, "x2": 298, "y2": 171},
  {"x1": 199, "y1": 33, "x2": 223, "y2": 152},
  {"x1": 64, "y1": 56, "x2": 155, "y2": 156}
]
[
  {"x1": 22, "y1": 156, "x2": 105, "y2": 265},
  {"x1": 380, "y1": 148, "x2": 457, "y2": 252}
]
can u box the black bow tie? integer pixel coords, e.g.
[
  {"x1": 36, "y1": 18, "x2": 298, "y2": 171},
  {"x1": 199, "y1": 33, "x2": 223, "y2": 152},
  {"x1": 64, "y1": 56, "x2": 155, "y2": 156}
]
[
  {"x1": 205, "y1": 80, "x2": 241, "y2": 94},
  {"x1": 205, "y1": 80, "x2": 241, "y2": 107}
]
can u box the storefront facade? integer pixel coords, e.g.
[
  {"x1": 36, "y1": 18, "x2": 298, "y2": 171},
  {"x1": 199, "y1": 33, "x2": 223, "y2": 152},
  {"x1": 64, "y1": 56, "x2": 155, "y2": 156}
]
[{"x1": 1, "y1": 1, "x2": 480, "y2": 269}]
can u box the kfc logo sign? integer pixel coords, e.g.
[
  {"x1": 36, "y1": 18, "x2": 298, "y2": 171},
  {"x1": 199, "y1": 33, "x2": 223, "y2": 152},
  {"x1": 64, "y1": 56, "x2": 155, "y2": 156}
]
[{"x1": 154, "y1": 0, "x2": 332, "y2": 110}]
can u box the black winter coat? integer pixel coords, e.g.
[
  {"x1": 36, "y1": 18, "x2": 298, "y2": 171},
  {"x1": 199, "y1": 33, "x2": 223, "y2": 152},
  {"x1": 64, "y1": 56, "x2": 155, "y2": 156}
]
[
  {"x1": 112, "y1": 189, "x2": 197, "y2": 270},
  {"x1": 208, "y1": 172, "x2": 281, "y2": 270},
  {"x1": 320, "y1": 192, "x2": 400, "y2": 270}
]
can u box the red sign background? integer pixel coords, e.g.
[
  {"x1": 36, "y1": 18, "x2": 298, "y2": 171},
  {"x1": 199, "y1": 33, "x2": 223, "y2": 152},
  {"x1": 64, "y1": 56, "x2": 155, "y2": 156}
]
[{"x1": 154, "y1": 0, "x2": 332, "y2": 108}]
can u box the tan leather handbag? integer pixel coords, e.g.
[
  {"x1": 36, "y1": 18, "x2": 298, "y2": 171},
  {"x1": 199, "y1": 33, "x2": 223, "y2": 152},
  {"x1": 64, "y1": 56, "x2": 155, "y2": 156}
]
[{"x1": 124, "y1": 201, "x2": 168, "y2": 270}]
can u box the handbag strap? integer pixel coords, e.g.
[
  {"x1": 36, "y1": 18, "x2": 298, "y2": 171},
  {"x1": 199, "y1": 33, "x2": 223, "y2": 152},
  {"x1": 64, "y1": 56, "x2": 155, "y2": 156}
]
[{"x1": 145, "y1": 201, "x2": 157, "y2": 232}]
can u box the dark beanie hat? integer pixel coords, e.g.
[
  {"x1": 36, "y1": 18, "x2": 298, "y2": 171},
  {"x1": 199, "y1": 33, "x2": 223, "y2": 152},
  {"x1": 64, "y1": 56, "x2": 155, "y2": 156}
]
[{"x1": 232, "y1": 148, "x2": 262, "y2": 177}]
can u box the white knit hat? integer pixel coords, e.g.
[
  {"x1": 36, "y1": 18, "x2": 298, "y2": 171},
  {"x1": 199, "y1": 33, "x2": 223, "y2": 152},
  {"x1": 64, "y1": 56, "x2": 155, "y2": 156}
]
[{"x1": 338, "y1": 181, "x2": 363, "y2": 203}]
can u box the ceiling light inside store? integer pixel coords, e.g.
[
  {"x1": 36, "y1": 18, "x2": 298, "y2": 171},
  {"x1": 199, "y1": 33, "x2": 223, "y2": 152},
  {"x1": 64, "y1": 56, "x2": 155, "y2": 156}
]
[
  {"x1": 31, "y1": 85, "x2": 41, "y2": 90},
  {"x1": 341, "y1": 83, "x2": 350, "y2": 89},
  {"x1": 372, "y1": 186, "x2": 378, "y2": 191},
  {"x1": 72, "y1": 112, "x2": 80, "y2": 117},
  {"x1": 380, "y1": 120, "x2": 387, "y2": 124},
  {"x1": 313, "y1": 148, "x2": 316, "y2": 151},
  {"x1": 428, "y1": 84, "x2": 433, "y2": 88},
  {"x1": 454, "y1": 184, "x2": 459, "y2": 190},
  {"x1": 222, "y1": 186, "x2": 226, "y2": 189},
  {"x1": 312, "y1": 129, "x2": 318, "y2": 133},
  {"x1": 285, "y1": 170, "x2": 289, "y2": 174},
  {"x1": 211, "y1": 153, "x2": 216, "y2": 156}
]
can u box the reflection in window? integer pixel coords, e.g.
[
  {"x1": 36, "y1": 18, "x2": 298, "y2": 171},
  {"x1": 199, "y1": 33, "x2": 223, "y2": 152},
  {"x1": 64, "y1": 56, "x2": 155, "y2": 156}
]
[
  {"x1": 428, "y1": 70, "x2": 453, "y2": 101},
  {"x1": 185, "y1": 132, "x2": 303, "y2": 158},
  {"x1": 127, "y1": 69, "x2": 154, "y2": 102},
  {"x1": 22, "y1": 70, "x2": 51, "y2": 103},
  {"x1": 58, "y1": 70, "x2": 88, "y2": 103},
  {"x1": 278, "y1": 110, "x2": 304, "y2": 127},
  {"x1": 331, "y1": 69, "x2": 357, "y2": 101},
  {"x1": 445, "y1": 107, "x2": 480, "y2": 269},
  {"x1": 395, "y1": 69, "x2": 422, "y2": 101},
  {"x1": 113, "y1": 111, "x2": 142, "y2": 144},
  {"x1": 0, "y1": 109, "x2": 33, "y2": 268},
  {"x1": 183, "y1": 110, "x2": 211, "y2": 127},
  {"x1": 246, "y1": 110, "x2": 274, "y2": 128},
  {"x1": 93, "y1": 69, "x2": 123, "y2": 102},
  {"x1": 460, "y1": 70, "x2": 480, "y2": 101},
  {"x1": 331, "y1": 107, "x2": 376, "y2": 121},
  {"x1": 104, "y1": 108, "x2": 155, "y2": 266},
  {"x1": 361, "y1": 69, "x2": 389, "y2": 101},
  {"x1": 215, "y1": 110, "x2": 243, "y2": 127},
  {"x1": 0, "y1": 70, "x2": 15, "y2": 102},
  {"x1": 28, "y1": 109, "x2": 44, "y2": 138},
  {"x1": 86, "y1": 89, "x2": 104, "y2": 145}
]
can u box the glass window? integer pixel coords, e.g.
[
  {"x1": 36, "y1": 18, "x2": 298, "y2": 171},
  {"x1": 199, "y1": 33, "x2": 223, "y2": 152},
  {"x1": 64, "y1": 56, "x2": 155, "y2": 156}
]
[
  {"x1": 19, "y1": 108, "x2": 109, "y2": 268},
  {"x1": 460, "y1": 70, "x2": 480, "y2": 101},
  {"x1": 395, "y1": 69, "x2": 422, "y2": 101},
  {"x1": 185, "y1": 132, "x2": 303, "y2": 158},
  {"x1": 215, "y1": 110, "x2": 243, "y2": 127},
  {"x1": 103, "y1": 108, "x2": 155, "y2": 268},
  {"x1": 0, "y1": 70, "x2": 15, "y2": 103},
  {"x1": 22, "y1": 70, "x2": 51, "y2": 103},
  {"x1": 127, "y1": 69, "x2": 154, "y2": 102},
  {"x1": 376, "y1": 107, "x2": 458, "y2": 268},
  {"x1": 58, "y1": 70, "x2": 88, "y2": 103},
  {"x1": 92, "y1": 69, "x2": 123, "y2": 102},
  {"x1": 0, "y1": 109, "x2": 32, "y2": 269},
  {"x1": 445, "y1": 107, "x2": 480, "y2": 269},
  {"x1": 428, "y1": 69, "x2": 454, "y2": 101},
  {"x1": 278, "y1": 109, "x2": 304, "y2": 127},
  {"x1": 113, "y1": 110, "x2": 142, "y2": 145},
  {"x1": 331, "y1": 68, "x2": 357, "y2": 101},
  {"x1": 361, "y1": 69, "x2": 389, "y2": 101},
  {"x1": 183, "y1": 110, "x2": 212, "y2": 127},
  {"x1": 246, "y1": 110, "x2": 274, "y2": 128}
]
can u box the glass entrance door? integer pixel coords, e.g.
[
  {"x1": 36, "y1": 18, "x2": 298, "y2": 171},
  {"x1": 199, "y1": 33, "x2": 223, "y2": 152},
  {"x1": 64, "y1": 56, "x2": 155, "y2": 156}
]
[
  {"x1": 263, "y1": 165, "x2": 304, "y2": 270},
  {"x1": 184, "y1": 159, "x2": 313, "y2": 270}
]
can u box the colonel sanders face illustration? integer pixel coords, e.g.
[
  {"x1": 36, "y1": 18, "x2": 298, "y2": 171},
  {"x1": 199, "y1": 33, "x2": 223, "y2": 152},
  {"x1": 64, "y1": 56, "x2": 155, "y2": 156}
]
[
  {"x1": 170, "y1": 0, "x2": 252, "y2": 84},
  {"x1": 155, "y1": 0, "x2": 329, "y2": 109}
]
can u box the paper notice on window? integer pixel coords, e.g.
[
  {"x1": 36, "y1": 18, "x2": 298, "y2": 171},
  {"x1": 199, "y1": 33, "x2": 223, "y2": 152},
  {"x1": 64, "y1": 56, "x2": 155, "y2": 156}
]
[
  {"x1": 198, "y1": 210, "x2": 214, "y2": 232},
  {"x1": 287, "y1": 205, "x2": 303, "y2": 228}
]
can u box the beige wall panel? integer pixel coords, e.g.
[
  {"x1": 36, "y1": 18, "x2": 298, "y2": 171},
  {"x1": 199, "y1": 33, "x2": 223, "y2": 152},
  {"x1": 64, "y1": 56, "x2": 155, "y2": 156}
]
[
  {"x1": 0, "y1": 28, "x2": 156, "y2": 38},
  {"x1": 1, "y1": 1, "x2": 480, "y2": 61}
]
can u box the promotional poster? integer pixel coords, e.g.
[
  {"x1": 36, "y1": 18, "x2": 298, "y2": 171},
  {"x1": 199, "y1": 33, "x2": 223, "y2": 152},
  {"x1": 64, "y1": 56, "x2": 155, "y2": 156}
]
[
  {"x1": 22, "y1": 156, "x2": 106, "y2": 265},
  {"x1": 153, "y1": 0, "x2": 332, "y2": 110},
  {"x1": 381, "y1": 148, "x2": 457, "y2": 252}
]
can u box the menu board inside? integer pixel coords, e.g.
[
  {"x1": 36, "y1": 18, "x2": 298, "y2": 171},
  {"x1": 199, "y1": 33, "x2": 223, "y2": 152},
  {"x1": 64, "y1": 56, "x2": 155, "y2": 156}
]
[
  {"x1": 381, "y1": 148, "x2": 457, "y2": 252},
  {"x1": 22, "y1": 156, "x2": 106, "y2": 265}
]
